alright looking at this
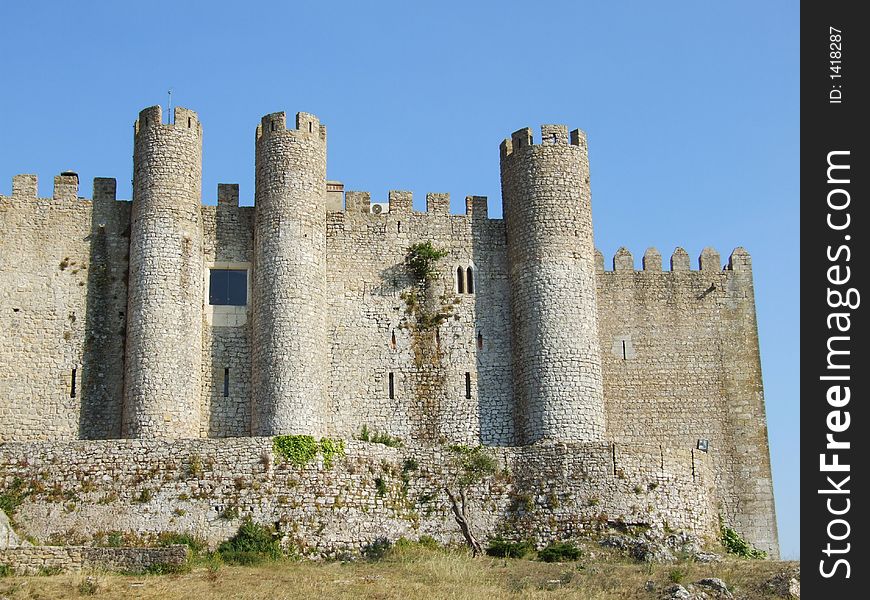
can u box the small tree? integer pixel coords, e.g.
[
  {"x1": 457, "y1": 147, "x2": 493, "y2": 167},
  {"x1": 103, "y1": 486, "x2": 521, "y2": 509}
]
[{"x1": 443, "y1": 445, "x2": 498, "y2": 557}]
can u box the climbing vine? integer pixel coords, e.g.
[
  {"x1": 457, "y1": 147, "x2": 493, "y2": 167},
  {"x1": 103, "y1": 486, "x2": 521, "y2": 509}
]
[{"x1": 272, "y1": 435, "x2": 345, "y2": 468}]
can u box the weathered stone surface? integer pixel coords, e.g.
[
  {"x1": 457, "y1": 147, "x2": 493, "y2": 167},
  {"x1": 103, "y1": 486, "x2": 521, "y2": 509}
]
[
  {"x1": 1, "y1": 510, "x2": 28, "y2": 549},
  {"x1": 0, "y1": 439, "x2": 716, "y2": 554},
  {"x1": 0, "y1": 545, "x2": 186, "y2": 575}
]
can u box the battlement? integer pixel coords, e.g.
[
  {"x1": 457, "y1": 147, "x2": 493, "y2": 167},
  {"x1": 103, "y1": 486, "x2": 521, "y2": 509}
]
[
  {"x1": 217, "y1": 183, "x2": 240, "y2": 207},
  {"x1": 500, "y1": 124, "x2": 587, "y2": 159},
  {"x1": 341, "y1": 190, "x2": 493, "y2": 220},
  {"x1": 595, "y1": 246, "x2": 752, "y2": 273},
  {"x1": 255, "y1": 111, "x2": 327, "y2": 142},
  {"x1": 134, "y1": 106, "x2": 201, "y2": 137}
]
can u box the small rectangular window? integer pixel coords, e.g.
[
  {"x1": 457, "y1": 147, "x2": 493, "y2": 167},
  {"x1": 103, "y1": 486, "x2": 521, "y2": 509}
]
[
  {"x1": 223, "y1": 367, "x2": 230, "y2": 397},
  {"x1": 70, "y1": 368, "x2": 77, "y2": 398},
  {"x1": 465, "y1": 372, "x2": 471, "y2": 399},
  {"x1": 388, "y1": 372, "x2": 395, "y2": 399},
  {"x1": 209, "y1": 269, "x2": 247, "y2": 306}
]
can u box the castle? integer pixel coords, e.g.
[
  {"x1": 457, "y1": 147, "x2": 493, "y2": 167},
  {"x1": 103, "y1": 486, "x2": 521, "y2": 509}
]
[{"x1": 0, "y1": 106, "x2": 778, "y2": 560}]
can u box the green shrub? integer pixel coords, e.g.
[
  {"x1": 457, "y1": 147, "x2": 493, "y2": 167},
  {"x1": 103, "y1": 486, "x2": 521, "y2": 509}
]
[
  {"x1": 720, "y1": 519, "x2": 767, "y2": 559},
  {"x1": 273, "y1": 435, "x2": 319, "y2": 466},
  {"x1": 538, "y1": 541, "x2": 582, "y2": 563},
  {"x1": 358, "y1": 425, "x2": 402, "y2": 447},
  {"x1": 374, "y1": 477, "x2": 388, "y2": 497},
  {"x1": 448, "y1": 445, "x2": 497, "y2": 486},
  {"x1": 273, "y1": 435, "x2": 345, "y2": 467},
  {"x1": 158, "y1": 532, "x2": 206, "y2": 556},
  {"x1": 668, "y1": 568, "x2": 686, "y2": 583},
  {"x1": 405, "y1": 241, "x2": 448, "y2": 284},
  {"x1": 0, "y1": 477, "x2": 30, "y2": 516},
  {"x1": 319, "y1": 438, "x2": 345, "y2": 466},
  {"x1": 143, "y1": 561, "x2": 190, "y2": 575},
  {"x1": 486, "y1": 537, "x2": 534, "y2": 559},
  {"x1": 362, "y1": 537, "x2": 392, "y2": 560},
  {"x1": 0, "y1": 564, "x2": 13, "y2": 577},
  {"x1": 217, "y1": 519, "x2": 281, "y2": 565},
  {"x1": 394, "y1": 535, "x2": 441, "y2": 552}
]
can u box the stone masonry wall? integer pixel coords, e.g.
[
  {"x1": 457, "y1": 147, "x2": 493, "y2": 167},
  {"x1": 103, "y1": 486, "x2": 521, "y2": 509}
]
[
  {"x1": 0, "y1": 545, "x2": 187, "y2": 575},
  {"x1": 252, "y1": 112, "x2": 329, "y2": 437},
  {"x1": 501, "y1": 126, "x2": 605, "y2": 444},
  {"x1": 325, "y1": 193, "x2": 514, "y2": 445},
  {"x1": 124, "y1": 106, "x2": 204, "y2": 438},
  {"x1": 0, "y1": 439, "x2": 716, "y2": 555},
  {"x1": 595, "y1": 246, "x2": 779, "y2": 558},
  {"x1": 0, "y1": 176, "x2": 128, "y2": 442}
]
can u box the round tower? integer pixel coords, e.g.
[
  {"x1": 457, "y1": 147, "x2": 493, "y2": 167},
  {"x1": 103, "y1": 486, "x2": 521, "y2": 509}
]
[
  {"x1": 123, "y1": 105, "x2": 203, "y2": 438},
  {"x1": 500, "y1": 125, "x2": 605, "y2": 443},
  {"x1": 252, "y1": 111, "x2": 328, "y2": 436}
]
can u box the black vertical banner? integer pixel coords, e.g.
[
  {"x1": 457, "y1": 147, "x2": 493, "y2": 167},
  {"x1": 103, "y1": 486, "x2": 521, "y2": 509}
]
[{"x1": 802, "y1": 2, "x2": 867, "y2": 596}]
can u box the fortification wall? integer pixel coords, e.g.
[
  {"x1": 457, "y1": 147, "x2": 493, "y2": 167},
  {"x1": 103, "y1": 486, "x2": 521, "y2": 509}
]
[
  {"x1": 200, "y1": 184, "x2": 254, "y2": 438},
  {"x1": 325, "y1": 193, "x2": 514, "y2": 445},
  {"x1": 0, "y1": 176, "x2": 129, "y2": 442},
  {"x1": 0, "y1": 545, "x2": 187, "y2": 575},
  {"x1": 0, "y1": 439, "x2": 717, "y2": 555},
  {"x1": 595, "y1": 246, "x2": 778, "y2": 558}
]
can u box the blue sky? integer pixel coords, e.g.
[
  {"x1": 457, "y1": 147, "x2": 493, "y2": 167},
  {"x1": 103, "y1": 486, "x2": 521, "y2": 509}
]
[{"x1": 0, "y1": 1, "x2": 799, "y2": 558}]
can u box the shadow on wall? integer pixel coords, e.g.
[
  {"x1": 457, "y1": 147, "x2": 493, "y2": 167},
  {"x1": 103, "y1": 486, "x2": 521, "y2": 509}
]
[
  {"x1": 79, "y1": 179, "x2": 127, "y2": 440},
  {"x1": 472, "y1": 204, "x2": 515, "y2": 446}
]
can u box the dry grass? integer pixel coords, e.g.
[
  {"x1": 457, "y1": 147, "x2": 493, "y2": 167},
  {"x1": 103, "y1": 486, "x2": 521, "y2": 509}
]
[{"x1": 0, "y1": 547, "x2": 798, "y2": 600}]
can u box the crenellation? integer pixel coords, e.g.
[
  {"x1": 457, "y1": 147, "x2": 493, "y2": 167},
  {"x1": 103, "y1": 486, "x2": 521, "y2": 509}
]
[
  {"x1": 643, "y1": 247, "x2": 662, "y2": 271},
  {"x1": 464, "y1": 195, "x2": 486, "y2": 219},
  {"x1": 0, "y1": 107, "x2": 778, "y2": 558},
  {"x1": 699, "y1": 247, "x2": 721, "y2": 271},
  {"x1": 425, "y1": 192, "x2": 450, "y2": 215},
  {"x1": 541, "y1": 124, "x2": 569, "y2": 145},
  {"x1": 613, "y1": 247, "x2": 634, "y2": 272},
  {"x1": 92, "y1": 177, "x2": 117, "y2": 204},
  {"x1": 53, "y1": 173, "x2": 79, "y2": 201},
  {"x1": 388, "y1": 190, "x2": 412, "y2": 213},
  {"x1": 217, "y1": 183, "x2": 240, "y2": 207},
  {"x1": 670, "y1": 246, "x2": 691, "y2": 271},
  {"x1": 11, "y1": 173, "x2": 38, "y2": 198}
]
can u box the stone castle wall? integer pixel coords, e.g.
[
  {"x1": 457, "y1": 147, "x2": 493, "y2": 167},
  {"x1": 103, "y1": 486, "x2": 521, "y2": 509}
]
[
  {"x1": 0, "y1": 109, "x2": 778, "y2": 555},
  {"x1": 0, "y1": 545, "x2": 187, "y2": 575},
  {"x1": 0, "y1": 439, "x2": 717, "y2": 555},
  {"x1": 596, "y1": 247, "x2": 778, "y2": 558}
]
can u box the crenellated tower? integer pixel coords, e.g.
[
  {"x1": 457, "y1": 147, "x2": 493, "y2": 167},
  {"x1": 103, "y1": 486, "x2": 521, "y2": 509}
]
[
  {"x1": 123, "y1": 106, "x2": 204, "y2": 438},
  {"x1": 252, "y1": 111, "x2": 328, "y2": 436},
  {"x1": 500, "y1": 125, "x2": 605, "y2": 443}
]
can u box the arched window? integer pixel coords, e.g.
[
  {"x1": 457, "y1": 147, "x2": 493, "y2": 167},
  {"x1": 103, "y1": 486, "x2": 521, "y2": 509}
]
[
  {"x1": 466, "y1": 267, "x2": 474, "y2": 294},
  {"x1": 457, "y1": 267, "x2": 465, "y2": 294}
]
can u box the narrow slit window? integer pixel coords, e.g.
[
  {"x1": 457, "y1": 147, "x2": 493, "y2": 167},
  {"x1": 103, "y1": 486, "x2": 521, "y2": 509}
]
[
  {"x1": 397, "y1": 221, "x2": 401, "y2": 234},
  {"x1": 457, "y1": 267, "x2": 465, "y2": 294},
  {"x1": 435, "y1": 328, "x2": 440, "y2": 348},
  {"x1": 477, "y1": 332, "x2": 483, "y2": 350},
  {"x1": 271, "y1": 121, "x2": 276, "y2": 132},
  {"x1": 70, "y1": 368, "x2": 77, "y2": 398},
  {"x1": 466, "y1": 267, "x2": 474, "y2": 294},
  {"x1": 390, "y1": 330, "x2": 397, "y2": 350},
  {"x1": 622, "y1": 340, "x2": 627, "y2": 360},
  {"x1": 309, "y1": 122, "x2": 313, "y2": 132},
  {"x1": 223, "y1": 367, "x2": 230, "y2": 397},
  {"x1": 188, "y1": 117, "x2": 192, "y2": 128},
  {"x1": 388, "y1": 372, "x2": 395, "y2": 399},
  {"x1": 465, "y1": 372, "x2": 471, "y2": 399}
]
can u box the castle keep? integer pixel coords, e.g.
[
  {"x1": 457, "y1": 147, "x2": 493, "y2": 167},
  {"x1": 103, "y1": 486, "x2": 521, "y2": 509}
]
[{"x1": 0, "y1": 107, "x2": 778, "y2": 559}]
